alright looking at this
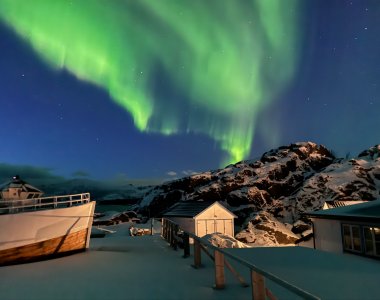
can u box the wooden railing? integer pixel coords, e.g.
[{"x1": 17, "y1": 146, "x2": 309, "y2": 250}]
[
  {"x1": 0, "y1": 193, "x2": 91, "y2": 214},
  {"x1": 162, "y1": 218, "x2": 320, "y2": 300}
]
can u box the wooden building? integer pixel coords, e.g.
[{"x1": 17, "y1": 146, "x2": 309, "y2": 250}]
[
  {"x1": 305, "y1": 200, "x2": 380, "y2": 259},
  {"x1": 162, "y1": 201, "x2": 237, "y2": 237}
]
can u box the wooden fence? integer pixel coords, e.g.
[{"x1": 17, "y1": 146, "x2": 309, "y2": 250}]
[{"x1": 162, "y1": 218, "x2": 320, "y2": 300}]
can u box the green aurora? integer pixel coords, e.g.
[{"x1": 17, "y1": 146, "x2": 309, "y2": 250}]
[{"x1": 0, "y1": 0, "x2": 302, "y2": 166}]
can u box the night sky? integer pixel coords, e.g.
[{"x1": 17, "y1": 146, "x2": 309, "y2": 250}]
[{"x1": 0, "y1": 0, "x2": 379, "y2": 183}]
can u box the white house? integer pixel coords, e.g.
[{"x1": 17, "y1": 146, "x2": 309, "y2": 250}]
[
  {"x1": 0, "y1": 175, "x2": 43, "y2": 201},
  {"x1": 305, "y1": 200, "x2": 380, "y2": 258},
  {"x1": 162, "y1": 201, "x2": 237, "y2": 237}
]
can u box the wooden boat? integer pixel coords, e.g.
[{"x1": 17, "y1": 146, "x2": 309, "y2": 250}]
[{"x1": 0, "y1": 176, "x2": 95, "y2": 266}]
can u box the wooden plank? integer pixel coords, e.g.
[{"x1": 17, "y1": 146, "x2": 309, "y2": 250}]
[
  {"x1": 198, "y1": 244, "x2": 248, "y2": 287},
  {"x1": 266, "y1": 288, "x2": 278, "y2": 300},
  {"x1": 163, "y1": 219, "x2": 167, "y2": 240},
  {"x1": 183, "y1": 232, "x2": 190, "y2": 258},
  {"x1": 224, "y1": 259, "x2": 249, "y2": 287},
  {"x1": 214, "y1": 250, "x2": 225, "y2": 289},
  {"x1": 251, "y1": 271, "x2": 266, "y2": 300},
  {"x1": 0, "y1": 228, "x2": 88, "y2": 266},
  {"x1": 193, "y1": 239, "x2": 202, "y2": 268}
]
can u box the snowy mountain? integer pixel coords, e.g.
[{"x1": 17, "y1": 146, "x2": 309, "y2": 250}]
[
  {"x1": 39, "y1": 178, "x2": 151, "y2": 203},
  {"x1": 139, "y1": 142, "x2": 380, "y2": 246}
]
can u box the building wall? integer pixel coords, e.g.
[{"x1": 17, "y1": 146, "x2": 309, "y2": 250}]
[
  {"x1": 313, "y1": 218, "x2": 343, "y2": 253},
  {"x1": 166, "y1": 217, "x2": 195, "y2": 234},
  {"x1": 195, "y1": 204, "x2": 235, "y2": 237},
  {"x1": 195, "y1": 219, "x2": 234, "y2": 237},
  {"x1": 164, "y1": 203, "x2": 236, "y2": 238}
]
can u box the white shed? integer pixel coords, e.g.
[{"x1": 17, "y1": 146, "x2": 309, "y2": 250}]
[{"x1": 163, "y1": 201, "x2": 237, "y2": 237}]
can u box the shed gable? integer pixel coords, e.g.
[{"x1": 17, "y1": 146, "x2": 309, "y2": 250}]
[{"x1": 194, "y1": 202, "x2": 236, "y2": 220}]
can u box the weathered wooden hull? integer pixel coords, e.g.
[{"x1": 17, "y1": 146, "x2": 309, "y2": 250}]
[{"x1": 0, "y1": 201, "x2": 95, "y2": 266}]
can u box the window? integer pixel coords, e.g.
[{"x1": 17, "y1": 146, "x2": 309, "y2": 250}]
[
  {"x1": 363, "y1": 227, "x2": 380, "y2": 257},
  {"x1": 342, "y1": 224, "x2": 380, "y2": 258},
  {"x1": 342, "y1": 224, "x2": 362, "y2": 252}
]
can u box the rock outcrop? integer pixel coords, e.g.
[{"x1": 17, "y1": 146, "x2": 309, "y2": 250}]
[
  {"x1": 140, "y1": 142, "x2": 380, "y2": 246},
  {"x1": 235, "y1": 211, "x2": 299, "y2": 246}
]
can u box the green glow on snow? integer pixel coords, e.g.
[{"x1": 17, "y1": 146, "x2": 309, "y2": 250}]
[{"x1": 0, "y1": 0, "x2": 302, "y2": 165}]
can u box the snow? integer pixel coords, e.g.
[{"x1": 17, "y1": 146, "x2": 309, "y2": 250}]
[
  {"x1": 139, "y1": 186, "x2": 164, "y2": 207},
  {"x1": 0, "y1": 228, "x2": 251, "y2": 300},
  {"x1": 223, "y1": 246, "x2": 380, "y2": 300},
  {"x1": 137, "y1": 142, "x2": 379, "y2": 247},
  {"x1": 1, "y1": 221, "x2": 380, "y2": 300},
  {"x1": 236, "y1": 211, "x2": 299, "y2": 246},
  {"x1": 202, "y1": 233, "x2": 250, "y2": 249}
]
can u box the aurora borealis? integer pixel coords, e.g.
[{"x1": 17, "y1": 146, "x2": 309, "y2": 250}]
[
  {"x1": 0, "y1": 1, "x2": 379, "y2": 181},
  {"x1": 0, "y1": 0, "x2": 301, "y2": 166}
]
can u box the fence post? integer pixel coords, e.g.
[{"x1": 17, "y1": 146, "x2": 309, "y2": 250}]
[
  {"x1": 169, "y1": 223, "x2": 173, "y2": 246},
  {"x1": 162, "y1": 219, "x2": 165, "y2": 239},
  {"x1": 214, "y1": 250, "x2": 225, "y2": 289},
  {"x1": 167, "y1": 220, "x2": 171, "y2": 241},
  {"x1": 164, "y1": 219, "x2": 169, "y2": 241},
  {"x1": 173, "y1": 224, "x2": 178, "y2": 250},
  {"x1": 193, "y1": 239, "x2": 202, "y2": 268},
  {"x1": 183, "y1": 233, "x2": 190, "y2": 258},
  {"x1": 251, "y1": 271, "x2": 266, "y2": 300}
]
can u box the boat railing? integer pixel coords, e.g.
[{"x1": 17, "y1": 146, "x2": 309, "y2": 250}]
[
  {"x1": 162, "y1": 218, "x2": 320, "y2": 300},
  {"x1": 0, "y1": 193, "x2": 91, "y2": 214}
]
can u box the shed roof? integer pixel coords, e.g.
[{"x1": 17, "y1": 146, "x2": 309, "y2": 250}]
[
  {"x1": 163, "y1": 201, "x2": 236, "y2": 218},
  {"x1": 305, "y1": 200, "x2": 380, "y2": 222}
]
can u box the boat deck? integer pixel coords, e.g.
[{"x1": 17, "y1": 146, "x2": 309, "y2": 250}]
[{"x1": 0, "y1": 193, "x2": 90, "y2": 214}]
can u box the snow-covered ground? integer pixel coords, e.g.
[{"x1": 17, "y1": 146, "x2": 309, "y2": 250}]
[
  {"x1": 0, "y1": 229, "x2": 251, "y2": 300},
  {"x1": 1, "y1": 223, "x2": 380, "y2": 300}
]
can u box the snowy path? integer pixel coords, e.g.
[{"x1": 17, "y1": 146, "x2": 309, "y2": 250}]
[{"x1": 0, "y1": 234, "x2": 251, "y2": 300}]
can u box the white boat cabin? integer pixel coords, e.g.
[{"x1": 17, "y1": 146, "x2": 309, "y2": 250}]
[
  {"x1": 162, "y1": 201, "x2": 237, "y2": 237},
  {"x1": 0, "y1": 175, "x2": 43, "y2": 201}
]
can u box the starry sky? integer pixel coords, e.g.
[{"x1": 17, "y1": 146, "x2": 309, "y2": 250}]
[{"x1": 0, "y1": 0, "x2": 379, "y2": 184}]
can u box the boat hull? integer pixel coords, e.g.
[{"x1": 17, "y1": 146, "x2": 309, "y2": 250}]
[{"x1": 0, "y1": 201, "x2": 95, "y2": 266}]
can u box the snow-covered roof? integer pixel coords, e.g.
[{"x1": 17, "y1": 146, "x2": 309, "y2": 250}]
[
  {"x1": 0, "y1": 175, "x2": 43, "y2": 193},
  {"x1": 163, "y1": 201, "x2": 235, "y2": 218},
  {"x1": 222, "y1": 246, "x2": 380, "y2": 299},
  {"x1": 306, "y1": 200, "x2": 380, "y2": 222},
  {"x1": 324, "y1": 200, "x2": 369, "y2": 209}
]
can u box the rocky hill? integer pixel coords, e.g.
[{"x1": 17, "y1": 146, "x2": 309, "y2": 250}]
[{"x1": 139, "y1": 142, "x2": 380, "y2": 246}]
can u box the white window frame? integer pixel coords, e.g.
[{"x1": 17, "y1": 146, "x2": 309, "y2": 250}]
[
  {"x1": 363, "y1": 226, "x2": 380, "y2": 257},
  {"x1": 342, "y1": 224, "x2": 362, "y2": 253}
]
